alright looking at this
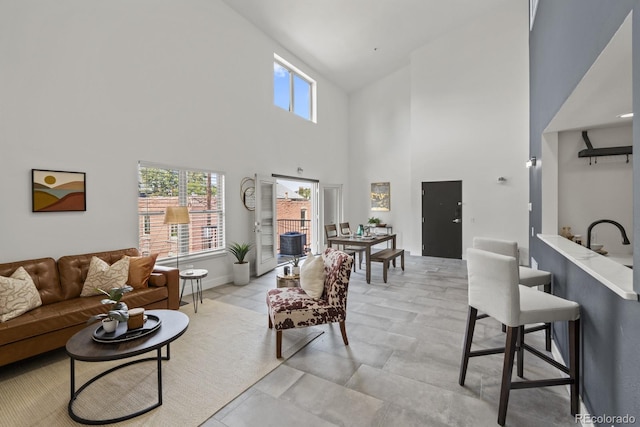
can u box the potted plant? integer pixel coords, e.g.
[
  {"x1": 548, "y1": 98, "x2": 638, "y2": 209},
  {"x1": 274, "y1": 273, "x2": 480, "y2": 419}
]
[
  {"x1": 227, "y1": 242, "x2": 253, "y2": 285},
  {"x1": 87, "y1": 285, "x2": 133, "y2": 333},
  {"x1": 289, "y1": 254, "x2": 301, "y2": 275},
  {"x1": 368, "y1": 216, "x2": 381, "y2": 226}
]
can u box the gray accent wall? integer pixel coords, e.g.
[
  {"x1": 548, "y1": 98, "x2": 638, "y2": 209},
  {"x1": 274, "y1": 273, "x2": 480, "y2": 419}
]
[{"x1": 530, "y1": 0, "x2": 639, "y2": 421}]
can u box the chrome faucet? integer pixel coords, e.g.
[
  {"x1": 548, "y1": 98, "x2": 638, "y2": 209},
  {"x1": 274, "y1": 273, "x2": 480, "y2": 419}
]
[{"x1": 586, "y1": 219, "x2": 630, "y2": 249}]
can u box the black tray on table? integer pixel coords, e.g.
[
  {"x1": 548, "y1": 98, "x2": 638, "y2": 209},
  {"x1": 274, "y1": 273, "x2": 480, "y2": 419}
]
[{"x1": 92, "y1": 314, "x2": 162, "y2": 343}]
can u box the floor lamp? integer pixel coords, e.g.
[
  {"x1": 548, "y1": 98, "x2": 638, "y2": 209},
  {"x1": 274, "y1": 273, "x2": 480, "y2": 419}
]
[{"x1": 164, "y1": 206, "x2": 190, "y2": 270}]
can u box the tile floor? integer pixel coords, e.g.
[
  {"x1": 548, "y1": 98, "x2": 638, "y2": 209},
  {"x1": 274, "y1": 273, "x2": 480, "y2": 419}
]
[{"x1": 197, "y1": 254, "x2": 579, "y2": 427}]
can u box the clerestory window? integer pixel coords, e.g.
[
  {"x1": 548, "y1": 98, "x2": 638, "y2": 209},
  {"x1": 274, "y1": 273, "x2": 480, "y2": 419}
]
[{"x1": 274, "y1": 53, "x2": 316, "y2": 122}]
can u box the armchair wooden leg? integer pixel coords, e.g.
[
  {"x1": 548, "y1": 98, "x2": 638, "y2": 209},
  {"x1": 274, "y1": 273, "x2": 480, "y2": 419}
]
[
  {"x1": 268, "y1": 314, "x2": 273, "y2": 329},
  {"x1": 498, "y1": 326, "x2": 518, "y2": 426},
  {"x1": 276, "y1": 330, "x2": 282, "y2": 359},
  {"x1": 459, "y1": 306, "x2": 478, "y2": 386},
  {"x1": 339, "y1": 321, "x2": 349, "y2": 345}
]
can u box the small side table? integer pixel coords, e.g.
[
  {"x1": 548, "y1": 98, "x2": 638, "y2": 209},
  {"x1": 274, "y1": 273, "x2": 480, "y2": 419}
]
[
  {"x1": 180, "y1": 269, "x2": 208, "y2": 313},
  {"x1": 276, "y1": 274, "x2": 300, "y2": 288}
]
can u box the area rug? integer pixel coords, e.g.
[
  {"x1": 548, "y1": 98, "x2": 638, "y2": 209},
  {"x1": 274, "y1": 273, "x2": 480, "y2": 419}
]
[{"x1": 0, "y1": 299, "x2": 322, "y2": 426}]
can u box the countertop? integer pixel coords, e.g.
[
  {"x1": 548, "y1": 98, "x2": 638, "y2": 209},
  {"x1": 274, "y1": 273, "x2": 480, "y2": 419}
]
[{"x1": 537, "y1": 234, "x2": 636, "y2": 300}]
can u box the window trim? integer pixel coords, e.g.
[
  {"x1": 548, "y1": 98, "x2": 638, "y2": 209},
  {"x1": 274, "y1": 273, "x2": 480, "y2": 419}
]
[{"x1": 274, "y1": 53, "x2": 317, "y2": 123}]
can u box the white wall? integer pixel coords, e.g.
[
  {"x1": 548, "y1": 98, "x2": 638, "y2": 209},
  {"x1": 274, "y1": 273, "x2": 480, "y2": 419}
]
[
  {"x1": 558, "y1": 125, "x2": 633, "y2": 254},
  {"x1": 0, "y1": 0, "x2": 349, "y2": 288},
  {"x1": 348, "y1": 67, "x2": 412, "y2": 249},
  {"x1": 349, "y1": 1, "x2": 529, "y2": 258}
]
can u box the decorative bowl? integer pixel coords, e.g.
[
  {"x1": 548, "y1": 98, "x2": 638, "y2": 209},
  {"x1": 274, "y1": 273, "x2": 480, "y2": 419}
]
[{"x1": 591, "y1": 243, "x2": 604, "y2": 251}]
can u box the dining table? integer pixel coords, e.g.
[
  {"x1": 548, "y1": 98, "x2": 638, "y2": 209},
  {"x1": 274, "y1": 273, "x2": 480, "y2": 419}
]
[{"x1": 327, "y1": 233, "x2": 397, "y2": 284}]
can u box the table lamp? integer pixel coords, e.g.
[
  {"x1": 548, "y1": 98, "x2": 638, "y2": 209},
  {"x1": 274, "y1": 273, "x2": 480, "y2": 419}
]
[{"x1": 164, "y1": 206, "x2": 190, "y2": 269}]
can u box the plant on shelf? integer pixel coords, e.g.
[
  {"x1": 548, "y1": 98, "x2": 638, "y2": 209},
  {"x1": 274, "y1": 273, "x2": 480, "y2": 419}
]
[
  {"x1": 87, "y1": 285, "x2": 133, "y2": 332},
  {"x1": 226, "y1": 242, "x2": 252, "y2": 264},
  {"x1": 368, "y1": 216, "x2": 381, "y2": 226}
]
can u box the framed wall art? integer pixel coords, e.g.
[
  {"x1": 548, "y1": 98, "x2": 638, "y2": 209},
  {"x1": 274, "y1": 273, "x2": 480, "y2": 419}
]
[
  {"x1": 371, "y1": 182, "x2": 390, "y2": 211},
  {"x1": 32, "y1": 169, "x2": 86, "y2": 212}
]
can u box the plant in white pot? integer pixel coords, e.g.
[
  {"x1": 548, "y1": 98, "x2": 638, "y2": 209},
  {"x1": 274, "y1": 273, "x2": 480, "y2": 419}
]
[
  {"x1": 87, "y1": 285, "x2": 133, "y2": 333},
  {"x1": 227, "y1": 242, "x2": 253, "y2": 285},
  {"x1": 289, "y1": 254, "x2": 302, "y2": 275}
]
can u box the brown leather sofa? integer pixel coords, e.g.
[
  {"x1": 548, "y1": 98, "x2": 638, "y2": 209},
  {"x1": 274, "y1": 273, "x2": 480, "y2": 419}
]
[{"x1": 0, "y1": 248, "x2": 179, "y2": 367}]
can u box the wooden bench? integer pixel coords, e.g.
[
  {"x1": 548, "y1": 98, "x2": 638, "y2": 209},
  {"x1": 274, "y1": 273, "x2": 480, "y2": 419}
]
[{"x1": 369, "y1": 248, "x2": 404, "y2": 283}]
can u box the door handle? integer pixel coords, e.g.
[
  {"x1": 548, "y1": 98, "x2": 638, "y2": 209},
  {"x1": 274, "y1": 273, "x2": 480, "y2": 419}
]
[{"x1": 452, "y1": 219, "x2": 461, "y2": 224}]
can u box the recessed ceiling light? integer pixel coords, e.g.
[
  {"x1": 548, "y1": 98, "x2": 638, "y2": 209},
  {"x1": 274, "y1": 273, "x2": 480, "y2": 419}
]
[{"x1": 617, "y1": 112, "x2": 634, "y2": 118}]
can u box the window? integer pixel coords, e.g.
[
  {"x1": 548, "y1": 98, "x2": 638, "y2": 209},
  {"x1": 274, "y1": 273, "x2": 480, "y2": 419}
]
[
  {"x1": 274, "y1": 53, "x2": 316, "y2": 122},
  {"x1": 138, "y1": 162, "x2": 225, "y2": 261},
  {"x1": 300, "y1": 208, "x2": 307, "y2": 228}
]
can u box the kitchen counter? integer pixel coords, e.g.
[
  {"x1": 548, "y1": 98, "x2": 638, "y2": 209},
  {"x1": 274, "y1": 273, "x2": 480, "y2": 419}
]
[
  {"x1": 606, "y1": 254, "x2": 633, "y2": 268},
  {"x1": 537, "y1": 234, "x2": 636, "y2": 300}
]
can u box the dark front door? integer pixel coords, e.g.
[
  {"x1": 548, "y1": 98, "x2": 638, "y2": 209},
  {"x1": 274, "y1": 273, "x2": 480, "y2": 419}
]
[{"x1": 422, "y1": 181, "x2": 462, "y2": 259}]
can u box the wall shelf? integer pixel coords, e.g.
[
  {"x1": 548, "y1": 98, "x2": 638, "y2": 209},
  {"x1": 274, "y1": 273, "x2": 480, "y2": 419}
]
[{"x1": 578, "y1": 130, "x2": 632, "y2": 159}]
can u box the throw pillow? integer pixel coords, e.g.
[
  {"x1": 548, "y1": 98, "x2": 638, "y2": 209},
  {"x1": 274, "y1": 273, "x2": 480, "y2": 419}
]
[
  {"x1": 127, "y1": 253, "x2": 158, "y2": 289},
  {"x1": 80, "y1": 256, "x2": 130, "y2": 297},
  {"x1": 0, "y1": 266, "x2": 43, "y2": 322},
  {"x1": 300, "y1": 253, "x2": 325, "y2": 299}
]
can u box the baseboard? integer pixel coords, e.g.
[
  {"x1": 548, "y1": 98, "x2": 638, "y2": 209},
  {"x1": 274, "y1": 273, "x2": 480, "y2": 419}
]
[
  {"x1": 550, "y1": 340, "x2": 593, "y2": 427},
  {"x1": 180, "y1": 275, "x2": 233, "y2": 296}
]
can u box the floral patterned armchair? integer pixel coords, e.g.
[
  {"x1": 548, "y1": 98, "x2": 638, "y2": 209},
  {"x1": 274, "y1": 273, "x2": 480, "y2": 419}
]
[{"x1": 266, "y1": 248, "x2": 353, "y2": 358}]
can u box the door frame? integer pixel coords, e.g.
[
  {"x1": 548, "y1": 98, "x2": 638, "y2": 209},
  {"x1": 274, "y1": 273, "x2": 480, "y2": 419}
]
[
  {"x1": 254, "y1": 174, "x2": 277, "y2": 276},
  {"x1": 319, "y1": 183, "x2": 343, "y2": 252}
]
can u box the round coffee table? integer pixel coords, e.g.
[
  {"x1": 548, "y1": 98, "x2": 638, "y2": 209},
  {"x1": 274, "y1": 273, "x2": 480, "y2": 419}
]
[{"x1": 66, "y1": 309, "x2": 189, "y2": 425}]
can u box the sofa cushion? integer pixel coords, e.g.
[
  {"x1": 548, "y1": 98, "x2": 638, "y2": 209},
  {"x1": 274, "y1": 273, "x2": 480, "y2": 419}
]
[
  {"x1": 128, "y1": 253, "x2": 158, "y2": 289},
  {"x1": 266, "y1": 287, "x2": 345, "y2": 330},
  {"x1": 149, "y1": 272, "x2": 167, "y2": 287},
  {"x1": 58, "y1": 248, "x2": 139, "y2": 299},
  {"x1": 0, "y1": 258, "x2": 63, "y2": 305},
  {"x1": 0, "y1": 267, "x2": 43, "y2": 322},
  {"x1": 0, "y1": 286, "x2": 168, "y2": 346},
  {"x1": 80, "y1": 256, "x2": 130, "y2": 297}
]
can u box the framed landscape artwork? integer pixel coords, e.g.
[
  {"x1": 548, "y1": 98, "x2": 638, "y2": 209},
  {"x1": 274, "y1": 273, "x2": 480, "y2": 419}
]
[
  {"x1": 32, "y1": 169, "x2": 86, "y2": 212},
  {"x1": 371, "y1": 182, "x2": 390, "y2": 211}
]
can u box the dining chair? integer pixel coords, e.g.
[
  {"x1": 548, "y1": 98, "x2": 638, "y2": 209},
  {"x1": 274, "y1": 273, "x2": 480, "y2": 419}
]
[
  {"x1": 460, "y1": 248, "x2": 580, "y2": 426},
  {"x1": 338, "y1": 222, "x2": 364, "y2": 270},
  {"x1": 472, "y1": 237, "x2": 553, "y2": 351},
  {"x1": 324, "y1": 224, "x2": 356, "y2": 271}
]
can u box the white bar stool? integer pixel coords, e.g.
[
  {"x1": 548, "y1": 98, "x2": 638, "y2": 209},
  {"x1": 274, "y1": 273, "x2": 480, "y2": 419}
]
[
  {"x1": 473, "y1": 237, "x2": 553, "y2": 351},
  {"x1": 459, "y1": 248, "x2": 580, "y2": 426}
]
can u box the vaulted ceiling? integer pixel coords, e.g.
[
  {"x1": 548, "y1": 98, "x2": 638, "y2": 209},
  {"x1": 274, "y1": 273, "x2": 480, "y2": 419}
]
[{"x1": 222, "y1": 0, "x2": 511, "y2": 93}]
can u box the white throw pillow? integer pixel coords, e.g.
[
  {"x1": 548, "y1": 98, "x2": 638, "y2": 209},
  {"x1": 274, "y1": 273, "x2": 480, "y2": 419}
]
[
  {"x1": 80, "y1": 256, "x2": 130, "y2": 297},
  {"x1": 0, "y1": 266, "x2": 43, "y2": 322},
  {"x1": 300, "y1": 253, "x2": 325, "y2": 299}
]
